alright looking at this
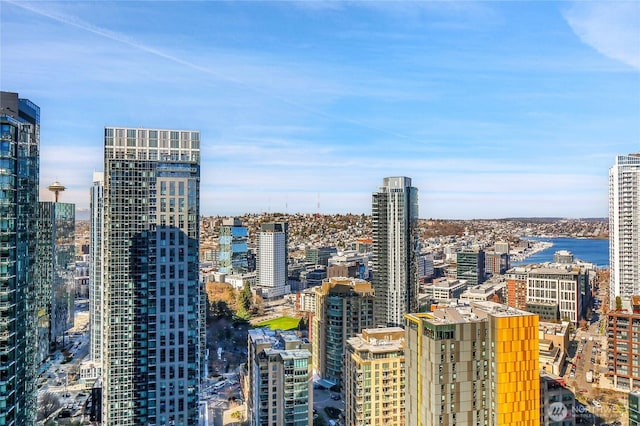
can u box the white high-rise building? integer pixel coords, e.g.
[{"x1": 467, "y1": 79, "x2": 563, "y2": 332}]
[
  {"x1": 256, "y1": 222, "x2": 290, "y2": 299},
  {"x1": 81, "y1": 172, "x2": 105, "y2": 384},
  {"x1": 102, "y1": 127, "x2": 202, "y2": 425},
  {"x1": 609, "y1": 154, "x2": 640, "y2": 306},
  {"x1": 372, "y1": 176, "x2": 419, "y2": 327}
]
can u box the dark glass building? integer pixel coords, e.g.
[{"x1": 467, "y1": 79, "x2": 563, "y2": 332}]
[
  {"x1": 0, "y1": 91, "x2": 40, "y2": 425},
  {"x1": 36, "y1": 200, "x2": 75, "y2": 363},
  {"x1": 102, "y1": 127, "x2": 202, "y2": 425}
]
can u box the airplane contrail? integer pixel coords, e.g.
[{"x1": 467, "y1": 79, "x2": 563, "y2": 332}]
[{"x1": 6, "y1": 0, "x2": 417, "y2": 142}]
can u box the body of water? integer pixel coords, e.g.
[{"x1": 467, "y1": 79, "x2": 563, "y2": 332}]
[{"x1": 513, "y1": 237, "x2": 609, "y2": 268}]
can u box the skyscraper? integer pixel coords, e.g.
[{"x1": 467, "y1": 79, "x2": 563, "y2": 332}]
[
  {"x1": 609, "y1": 153, "x2": 640, "y2": 306},
  {"x1": 372, "y1": 176, "x2": 419, "y2": 327},
  {"x1": 311, "y1": 277, "x2": 374, "y2": 386},
  {"x1": 84, "y1": 172, "x2": 105, "y2": 383},
  {"x1": 405, "y1": 301, "x2": 540, "y2": 426},
  {"x1": 0, "y1": 91, "x2": 40, "y2": 425},
  {"x1": 37, "y1": 196, "x2": 76, "y2": 356},
  {"x1": 102, "y1": 127, "x2": 201, "y2": 425},
  {"x1": 256, "y1": 222, "x2": 289, "y2": 299}
]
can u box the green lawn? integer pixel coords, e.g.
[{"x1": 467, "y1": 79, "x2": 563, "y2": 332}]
[{"x1": 256, "y1": 316, "x2": 300, "y2": 331}]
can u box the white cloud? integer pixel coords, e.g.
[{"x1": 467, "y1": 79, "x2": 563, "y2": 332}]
[{"x1": 564, "y1": 1, "x2": 640, "y2": 69}]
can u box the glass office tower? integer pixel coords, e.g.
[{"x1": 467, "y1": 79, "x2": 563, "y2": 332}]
[
  {"x1": 36, "y1": 201, "x2": 75, "y2": 362},
  {"x1": 218, "y1": 217, "x2": 249, "y2": 275},
  {"x1": 102, "y1": 127, "x2": 201, "y2": 425},
  {"x1": 0, "y1": 91, "x2": 40, "y2": 425}
]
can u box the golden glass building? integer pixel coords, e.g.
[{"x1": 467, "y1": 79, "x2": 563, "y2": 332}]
[
  {"x1": 405, "y1": 301, "x2": 540, "y2": 426},
  {"x1": 344, "y1": 327, "x2": 405, "y2": 426}
]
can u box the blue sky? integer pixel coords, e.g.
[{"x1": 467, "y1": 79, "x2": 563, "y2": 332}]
[{"x1": 2, "y1": 1, "x2": 639, "y2": 219}]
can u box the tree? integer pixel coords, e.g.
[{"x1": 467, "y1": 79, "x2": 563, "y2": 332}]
[
  {"x1": 37, "y1": 392, "x2": 62, "y2": 421},
  {"x1": 238, "y1": 282, "x2": 252, "y2": 313},
  {"x1": 616, "y1": 296, "x2": 622, "y2": 311},
  {"x1": 209, "y1": 300, "x2": 233, "y2": 320}
]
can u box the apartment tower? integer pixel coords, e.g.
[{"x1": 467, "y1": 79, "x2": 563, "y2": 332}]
[
  {"x1": 0, "y1": 91, "x2": 40, "y2": 425},
  {"x1": 609, "y1": 154, "x2": 640, "y2": 306},
  {"x1": 102, "y1": 127, "x2": 201, "y2": 425},
  {"x1": 312, "y1": 277, "x2": 375, "y2": 385},
  {"x1": 344, "y1": 327, "x2": 406, "y2": 426},
  {"x1": 247, "y1": 329, "x2": 312, "y2": 426},
  {"x1": 372, "y1": 176, "x2": 419, "y2": 327},
  {"x1": 405, "y1": 301, "x2": 540, "y2": 426}
]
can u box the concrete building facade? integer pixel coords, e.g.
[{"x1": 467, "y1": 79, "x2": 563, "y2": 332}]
[
  {"x1": 344, "y1": 327, "x2": 405, "y2": 426},
  {"x1": 607, "y1": 296, "x2": 640, "y2": 390},
  {"x1": 247, "y1": 329, "x2": 312, "y2": 426},
  {"x1": 257, "y1": 222, "x2": 290, "y2": 299}
]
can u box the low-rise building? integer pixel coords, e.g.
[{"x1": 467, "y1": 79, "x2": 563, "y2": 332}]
[{"x1": 422, "y1": 278, "x2": 467, "y2": 302}]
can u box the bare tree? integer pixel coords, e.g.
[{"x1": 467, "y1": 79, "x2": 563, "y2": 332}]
[{"x1": 37, "y1": 391, "x2": 62, "y2": 421}]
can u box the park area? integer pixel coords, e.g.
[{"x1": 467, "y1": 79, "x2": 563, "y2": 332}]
[{"x1": 255, "y1": 316, "x2": 300, "y2": 331}]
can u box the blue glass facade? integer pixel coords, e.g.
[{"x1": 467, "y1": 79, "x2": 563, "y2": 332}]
[
  {"x1": 218, "y1": 218, "x2": 248, "y2": 275},
  {"x1": 0, "y1": 91, "x2": 40, "y2": 425}
]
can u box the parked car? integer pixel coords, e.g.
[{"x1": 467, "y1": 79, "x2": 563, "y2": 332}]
[{"x1": 331, "y1": 394, "x2": 340, "y2": 401}]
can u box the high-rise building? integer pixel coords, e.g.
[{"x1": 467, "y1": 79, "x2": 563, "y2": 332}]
[
  {"x1": 344, "y1": 327, "x2": 406, "y2": 426},
  {"x1": 312, "y1": 277, "x2": 375, "y2": 385},
  {"x1": 505, "y1": 266, "x2": 529, "y2": 310},
  {"x1": 456, "y1": 249, "x2": 485, "y2": 286},
  {"x1": 37, "y1": 198, "x2": 75, "y2": 356},
  {"x1": 256, "y1": 222, "x2": 289, "y2": 299},
  {"x1": 218, "y1": 217, "x2": 249, "y2": 275},
  {"x1": 247, "y1": 328, "x2": 312, "y2": 426},
  {"x1": 372, "y1": 176, "x2": 419, "y2": 327},
  {"x1": 0, "y1": 91, "x2": 40, "y2": 425},
  {"x1": 405, "y1": 301, "x2": 540, "y2": 426},
  {"x1": 609, "y1": 154, "x2": 640, "y2": 307},
  {"x1": 81, "y1": 172, "x2": 105, "y2": 383},
  {"x1": 607, "y1": 296, "x2": 640, "y2": 390},
  {"x1": 102, "y1": 127, "x2": 201, "y2": 425}
]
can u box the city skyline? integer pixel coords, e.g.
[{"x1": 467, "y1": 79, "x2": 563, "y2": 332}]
[{"x1": 2, "y1": 1, "x2": 639, "y2": 219}]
